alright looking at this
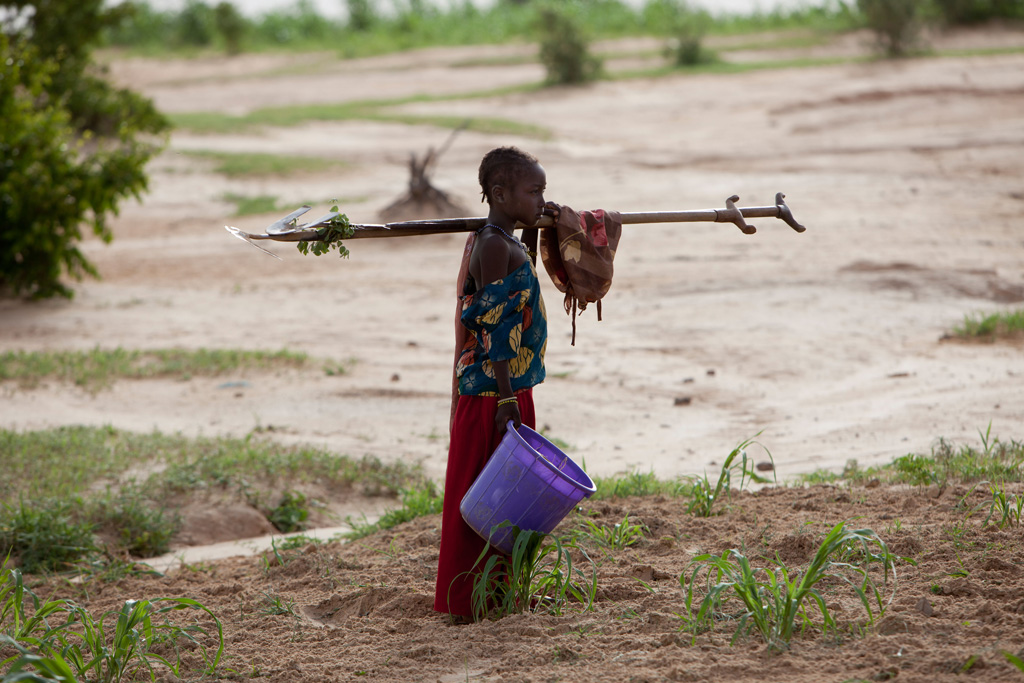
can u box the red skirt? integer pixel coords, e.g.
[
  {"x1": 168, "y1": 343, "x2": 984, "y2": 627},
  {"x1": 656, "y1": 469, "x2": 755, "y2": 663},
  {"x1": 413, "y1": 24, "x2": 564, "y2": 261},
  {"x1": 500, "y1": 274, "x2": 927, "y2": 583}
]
[{"x1": 434, "y1": 391, "x2": 536, "y2": 618}]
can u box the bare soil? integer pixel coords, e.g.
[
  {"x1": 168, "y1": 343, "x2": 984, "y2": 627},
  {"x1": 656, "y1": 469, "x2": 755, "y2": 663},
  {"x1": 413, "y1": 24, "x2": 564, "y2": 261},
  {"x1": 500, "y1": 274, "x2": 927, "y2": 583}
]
[{"x1": 2, "y1": 27, "x2": 1024, "y2": 682}]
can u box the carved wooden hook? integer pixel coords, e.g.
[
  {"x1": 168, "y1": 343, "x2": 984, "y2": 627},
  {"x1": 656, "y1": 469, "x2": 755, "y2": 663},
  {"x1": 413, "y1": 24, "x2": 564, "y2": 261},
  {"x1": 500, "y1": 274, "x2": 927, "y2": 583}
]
[{"x1": 716, "y1": 195, "x2": 756, "y2": 234}]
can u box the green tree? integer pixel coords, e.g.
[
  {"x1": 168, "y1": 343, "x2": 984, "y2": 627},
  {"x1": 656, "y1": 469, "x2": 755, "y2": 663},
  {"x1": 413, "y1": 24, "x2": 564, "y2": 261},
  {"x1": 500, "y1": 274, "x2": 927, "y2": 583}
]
[{"x1": 0, "y1": 1, "x2": 168, "y2": 299}]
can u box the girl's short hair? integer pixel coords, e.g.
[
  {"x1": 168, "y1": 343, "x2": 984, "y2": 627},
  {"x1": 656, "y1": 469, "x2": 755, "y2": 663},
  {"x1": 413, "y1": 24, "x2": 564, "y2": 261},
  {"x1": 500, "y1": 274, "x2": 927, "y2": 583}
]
[{"x1": 478, "y1": 146, "x2": 539, "y2": 204}]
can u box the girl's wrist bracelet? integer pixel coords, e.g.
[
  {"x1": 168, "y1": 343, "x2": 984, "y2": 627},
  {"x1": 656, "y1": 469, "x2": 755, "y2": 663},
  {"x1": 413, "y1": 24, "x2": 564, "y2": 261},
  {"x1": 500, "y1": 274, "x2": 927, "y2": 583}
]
[{"x1": 497, "y1": 396, "x2": 518, "y2": 406}]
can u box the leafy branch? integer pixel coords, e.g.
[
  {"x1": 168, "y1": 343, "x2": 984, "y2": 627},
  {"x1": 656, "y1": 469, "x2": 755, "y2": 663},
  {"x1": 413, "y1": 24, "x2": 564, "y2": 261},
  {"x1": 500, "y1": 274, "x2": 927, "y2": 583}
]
[{"x1": 296, "y1": 205, "x2": 354, "y2": 258}]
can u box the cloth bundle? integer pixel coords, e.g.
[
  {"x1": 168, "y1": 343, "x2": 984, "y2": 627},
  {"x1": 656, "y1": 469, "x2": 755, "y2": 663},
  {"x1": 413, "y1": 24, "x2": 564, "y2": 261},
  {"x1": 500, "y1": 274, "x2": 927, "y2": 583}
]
[{"x1": 539, "y1": 206, "x2": 622, "y2": 346}]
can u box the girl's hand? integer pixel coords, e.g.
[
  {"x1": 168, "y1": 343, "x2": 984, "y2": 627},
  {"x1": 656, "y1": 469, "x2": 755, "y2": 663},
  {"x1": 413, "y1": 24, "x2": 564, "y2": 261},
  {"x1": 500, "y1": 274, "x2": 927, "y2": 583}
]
[
  {"x1": 496, "y1": 400, "x2": 521, "y2": 434},
  {"x1": 542, "y1": 201, "x2": 560, "y2": 221}
]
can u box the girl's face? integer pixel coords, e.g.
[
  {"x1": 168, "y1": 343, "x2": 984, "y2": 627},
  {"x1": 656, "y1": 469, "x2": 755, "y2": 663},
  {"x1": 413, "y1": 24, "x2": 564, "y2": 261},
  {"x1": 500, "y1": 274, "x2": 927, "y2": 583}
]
[{"x1": 499, "y1": 162, "x2": 547, "y2": 227}]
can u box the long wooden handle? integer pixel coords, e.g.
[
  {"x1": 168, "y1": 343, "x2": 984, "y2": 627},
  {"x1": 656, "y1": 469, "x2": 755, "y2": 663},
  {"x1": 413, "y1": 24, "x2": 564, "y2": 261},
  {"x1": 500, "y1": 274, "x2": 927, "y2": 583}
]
[{"x1": 226, "y1": 193, "x2": 805, "y2": 248}]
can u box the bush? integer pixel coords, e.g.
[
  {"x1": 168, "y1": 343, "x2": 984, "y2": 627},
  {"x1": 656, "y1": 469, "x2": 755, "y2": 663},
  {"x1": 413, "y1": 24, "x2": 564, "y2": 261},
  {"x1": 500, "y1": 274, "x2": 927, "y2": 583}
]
[
  {"x1": 0, "y1": 1, "x2": 167, "y2": 299},
  {"x1": 660, "y1": 2, "x2": 716, "y2": 67},
  {"x1": 536, "y1": 6, "x2": 603, "y2": 85},
  {"x1": 214, "y1": 1, "x2": 247, "y2": 54},
  {"x1": 857, "y1": 0, "x2": 927, "y2": 57}
]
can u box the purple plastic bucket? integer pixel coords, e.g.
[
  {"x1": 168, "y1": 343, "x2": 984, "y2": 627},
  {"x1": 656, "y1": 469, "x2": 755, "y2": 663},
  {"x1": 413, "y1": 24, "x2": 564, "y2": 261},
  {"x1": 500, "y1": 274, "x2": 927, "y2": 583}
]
[{"x1": 460, "y1": 422, "x2": 596, "y2": 555}]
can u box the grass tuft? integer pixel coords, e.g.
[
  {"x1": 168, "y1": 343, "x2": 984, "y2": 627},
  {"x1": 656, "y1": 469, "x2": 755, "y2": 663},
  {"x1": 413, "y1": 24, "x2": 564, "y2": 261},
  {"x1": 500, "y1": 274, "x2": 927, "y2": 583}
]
[
  {"x1": 952, "y1": 308, "x2": 1024, "y2": 342},
  {"x1": 342, "y1": 482, "x2": 443, "y2": 540},
  {"x1": 0, "y1": 347, "x2": 309, "y2": 391},
  {"x1": 181, "y1": 150, "x2": 349, "y2": 178}
]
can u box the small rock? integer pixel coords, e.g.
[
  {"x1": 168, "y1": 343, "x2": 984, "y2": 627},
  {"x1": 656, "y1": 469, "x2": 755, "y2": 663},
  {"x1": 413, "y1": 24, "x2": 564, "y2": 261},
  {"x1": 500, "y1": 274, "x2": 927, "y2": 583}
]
[
  {"x1": 706, "y1": 369, "x2": 716, "y2": 376},
  {"x1": 866, "y1": 478, "x2": 881, "y2": 489},
  {"x1": 755, "y1": 461, "x2": 774, "y2": 472},
  {"x1": 390, "y1": 373, "x2": 400, "y2": 382},
  {"x1": 673, "y1": 396, "x2": 691, "y2": 406},
  {"x1": 915, "y1": 597, "x2": 934, "y2": 617}
]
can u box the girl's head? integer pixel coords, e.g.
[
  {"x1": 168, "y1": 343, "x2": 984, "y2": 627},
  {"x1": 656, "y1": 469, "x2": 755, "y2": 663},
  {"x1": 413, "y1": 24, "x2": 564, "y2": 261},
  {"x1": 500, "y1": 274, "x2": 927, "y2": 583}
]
[{"x1": 478, "y1": 146, "x2": 541, "y2": 205}]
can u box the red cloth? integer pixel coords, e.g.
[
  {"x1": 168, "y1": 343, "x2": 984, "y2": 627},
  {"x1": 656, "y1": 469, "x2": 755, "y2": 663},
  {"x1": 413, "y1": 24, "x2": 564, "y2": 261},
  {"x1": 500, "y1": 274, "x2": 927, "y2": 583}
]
[{"x1": 434, "y1": 391, "x2": 536, "y2": 618}]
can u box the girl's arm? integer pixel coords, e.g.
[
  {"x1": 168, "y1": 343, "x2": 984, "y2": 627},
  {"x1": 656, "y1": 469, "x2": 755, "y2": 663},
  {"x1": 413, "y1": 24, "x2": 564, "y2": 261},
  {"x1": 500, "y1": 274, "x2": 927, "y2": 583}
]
[{"x1": 475, "y1": 235, "x2": 521, "y2": 433}]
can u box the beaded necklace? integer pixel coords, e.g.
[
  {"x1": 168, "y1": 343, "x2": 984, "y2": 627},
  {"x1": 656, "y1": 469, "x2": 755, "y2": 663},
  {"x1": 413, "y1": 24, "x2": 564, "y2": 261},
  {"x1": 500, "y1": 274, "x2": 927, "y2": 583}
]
[{"x1": 479, "y1": 223, "x2": 529, "y2": 255}]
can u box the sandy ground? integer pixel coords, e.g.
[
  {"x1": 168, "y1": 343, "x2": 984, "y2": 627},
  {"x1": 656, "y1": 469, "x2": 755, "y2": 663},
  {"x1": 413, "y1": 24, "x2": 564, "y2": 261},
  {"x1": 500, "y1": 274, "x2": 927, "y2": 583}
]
[{"x1": 2, "y1": 26, "x2": 1024, "y2": 683}]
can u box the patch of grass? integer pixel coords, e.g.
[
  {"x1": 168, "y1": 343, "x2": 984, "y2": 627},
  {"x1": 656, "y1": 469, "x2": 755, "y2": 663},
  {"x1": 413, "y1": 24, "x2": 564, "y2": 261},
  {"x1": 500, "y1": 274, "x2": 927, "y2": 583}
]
[
  {"x1": 222, "y1": 192, "x2": 283, "y2": 216},
  {"x1": 799, "y1": 425, "x2": 1024, "y2": 488},
  {"x1": 169, "y1": 89, "x2": 551, "y2": 138},
  {"x1": 0, "y1": 500, "x2": 97, "y2": 573},
  {"x1": 591, "y1": 470, "x2": 681, "y2": 500},
  {"x1": 92, "y1": 485, "x2": 181, "y2": 557},
  {"x1": 222, "y1": 194, "x2": 368, "y2": 218},
  {"x1": 0, "y1": 346, "x2": 308, "y2": 391},
  {"x1": 952, "y1": 308, "x2": 1024, "y2": 341},
  {"x1": 343, "y1": 482, "x2": 443, "y2": 540},
  {"x1": 1, "y1": 426, "x2": 426, "y2": 570},
  {"x1": 0, "y1": 567, "x2": 223, "y2": 680},
  {"x1": 680, "y1": 522, "x2": 896, "y2": 649},
  {"x1": 180, "y1": 150, "x2": 349, "y2": 178}
]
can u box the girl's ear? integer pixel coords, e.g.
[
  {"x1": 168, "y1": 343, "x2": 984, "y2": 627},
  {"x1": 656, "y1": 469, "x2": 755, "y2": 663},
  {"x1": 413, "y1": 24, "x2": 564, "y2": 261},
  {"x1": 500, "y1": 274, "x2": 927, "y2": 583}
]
[{"x1": 491, "y1": 184, "x2": 506, "y2": 204}]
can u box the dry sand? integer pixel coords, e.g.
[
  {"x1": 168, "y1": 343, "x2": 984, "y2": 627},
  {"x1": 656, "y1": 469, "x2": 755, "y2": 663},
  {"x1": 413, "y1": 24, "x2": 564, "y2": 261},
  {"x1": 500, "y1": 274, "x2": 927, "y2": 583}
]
[{"x1": 2, "y1": 26, "x2": 1024, "y2": 682}]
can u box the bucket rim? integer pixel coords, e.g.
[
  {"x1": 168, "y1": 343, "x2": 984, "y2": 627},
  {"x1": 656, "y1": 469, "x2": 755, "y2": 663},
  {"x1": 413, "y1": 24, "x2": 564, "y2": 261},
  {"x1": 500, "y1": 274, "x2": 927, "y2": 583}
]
[{"x1": 504, "y1": 422, "x2": 597, "y2": 495}]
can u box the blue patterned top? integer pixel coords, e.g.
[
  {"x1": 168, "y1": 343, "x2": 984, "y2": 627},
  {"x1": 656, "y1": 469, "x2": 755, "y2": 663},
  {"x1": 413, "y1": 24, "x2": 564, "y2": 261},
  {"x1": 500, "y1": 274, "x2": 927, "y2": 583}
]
[{"x1": 456, "y1": 260, "x2": 547, "y2": 396}]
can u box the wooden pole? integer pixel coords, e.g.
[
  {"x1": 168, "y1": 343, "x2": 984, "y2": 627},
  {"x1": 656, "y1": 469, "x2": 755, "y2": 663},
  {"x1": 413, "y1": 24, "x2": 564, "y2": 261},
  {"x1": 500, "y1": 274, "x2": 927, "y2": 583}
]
[{"x1": 225, "y1": 193, "x2": 805, "y2": 256}]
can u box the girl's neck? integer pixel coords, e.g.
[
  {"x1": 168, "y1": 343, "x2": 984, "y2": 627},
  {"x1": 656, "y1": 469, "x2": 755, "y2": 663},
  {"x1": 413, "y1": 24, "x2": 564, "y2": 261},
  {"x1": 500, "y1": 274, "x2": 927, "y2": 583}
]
[{"x1": 485, "y1": 210, "x2": 517, "y2": 233}]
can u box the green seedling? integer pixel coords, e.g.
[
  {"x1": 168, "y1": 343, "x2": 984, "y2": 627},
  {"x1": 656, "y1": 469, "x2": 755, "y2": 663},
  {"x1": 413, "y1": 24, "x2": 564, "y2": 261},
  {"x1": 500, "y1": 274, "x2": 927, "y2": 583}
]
[
  {"x1": 1002, "y1": 650, "x2": 1024, "y2": 673},
  {"x1": 573, "y1": 514, "x2": 646, "y2": 551},
  {"x1": 0, "y1": 567, "x2": 223, "y2": 681},
  {"x1": 680, "y1": 521, "x2": 896, "y2": 650},
  {"x1": 469, "y1": 523, "x2": 596, "y2": 622},
  {"x1": 258, "y1": 591, "x2": 297, "y2": 617},
  {"x1": 681, "y1": 435, "x2": 775, "y2": 517},
  {"x1": 981, "y1": 481, "x2": 1022, "y2": 529}
]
